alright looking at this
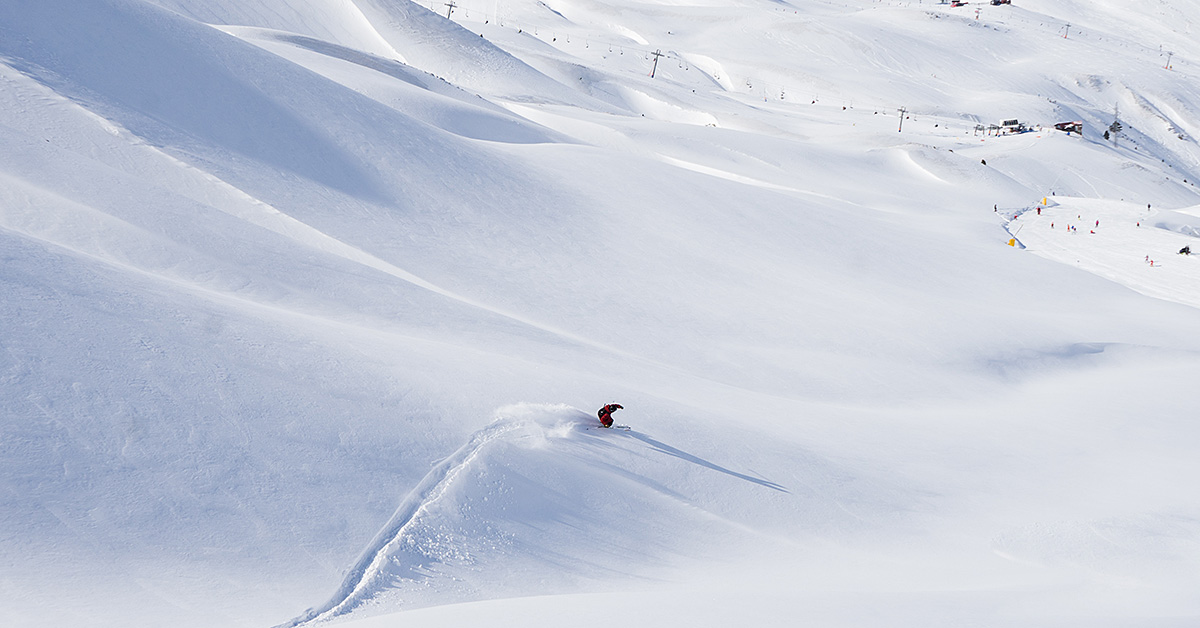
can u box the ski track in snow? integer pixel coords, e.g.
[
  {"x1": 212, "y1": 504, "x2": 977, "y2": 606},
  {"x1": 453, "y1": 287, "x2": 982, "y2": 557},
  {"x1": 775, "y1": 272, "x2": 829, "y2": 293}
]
[
  {"x1": 281, "y1": 405, "x2": 791, "y2": 627},
  {"x1": 280, "y1": 406, "x2": 575, "y2": 626}
]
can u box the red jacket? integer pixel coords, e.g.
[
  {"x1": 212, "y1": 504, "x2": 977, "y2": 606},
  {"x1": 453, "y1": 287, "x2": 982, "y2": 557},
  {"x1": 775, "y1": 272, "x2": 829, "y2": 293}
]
[{"x1": 597, "y1": 404, "x2": 623, "y2": 427}]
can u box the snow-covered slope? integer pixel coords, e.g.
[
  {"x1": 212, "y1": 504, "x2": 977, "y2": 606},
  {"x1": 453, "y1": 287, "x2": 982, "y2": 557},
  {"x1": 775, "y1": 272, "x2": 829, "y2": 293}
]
[{"x1": 2, "y1": 1, "x2": 1199, "y2": 627}]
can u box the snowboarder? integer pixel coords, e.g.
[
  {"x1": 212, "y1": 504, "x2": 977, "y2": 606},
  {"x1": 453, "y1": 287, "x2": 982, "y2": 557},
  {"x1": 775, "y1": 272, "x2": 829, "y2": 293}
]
[
  {"x1": 1180, "y1": 245, "x2": 1192, "y2": 255},
  {"x1": 597, "y1": 403, "x2": 623, "y2": 428}
]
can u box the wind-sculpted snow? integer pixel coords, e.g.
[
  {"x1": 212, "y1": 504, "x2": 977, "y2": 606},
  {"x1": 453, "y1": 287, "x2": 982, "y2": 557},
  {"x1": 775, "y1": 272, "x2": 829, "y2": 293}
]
[
  {"x1": 142, "y1": 0, "x2": 403, "y2": 59},
  {"x1": 0, "y1": 0, "x2": 394, "y2": 202},
  {"x1": 224, "y1": 27, "x2": 568, "y2": 144},
  {"x1": 351, "y1": 0, "x2": 618, "y2": 109},
  {"x1": 5, "y1": 0, "x2": 1200, "y2": 626},
  {"x1": 142, "y1": 0, "x2": 614, "y2": 109}
]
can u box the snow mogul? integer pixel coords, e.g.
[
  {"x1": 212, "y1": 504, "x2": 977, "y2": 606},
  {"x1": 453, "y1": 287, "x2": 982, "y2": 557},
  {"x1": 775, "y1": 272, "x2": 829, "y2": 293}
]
[{"x1": 597, "y1": 403, "x2": 623, "y2": 428}]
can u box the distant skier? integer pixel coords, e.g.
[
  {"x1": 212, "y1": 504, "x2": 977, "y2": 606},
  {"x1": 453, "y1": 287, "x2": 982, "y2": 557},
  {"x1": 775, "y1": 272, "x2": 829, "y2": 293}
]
[
  {"x1": 1181, "y1": 245, "x2": 1192, "y2": 255},
  {"x1": 597, "y1": 403, "x2": 623, "y2": 428}
]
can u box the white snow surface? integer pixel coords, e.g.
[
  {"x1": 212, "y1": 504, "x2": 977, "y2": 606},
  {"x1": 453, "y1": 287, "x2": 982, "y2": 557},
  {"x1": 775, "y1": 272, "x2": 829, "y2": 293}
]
[{"x1": 2, "y1": 0, "x2": 1199, "y2": 626}]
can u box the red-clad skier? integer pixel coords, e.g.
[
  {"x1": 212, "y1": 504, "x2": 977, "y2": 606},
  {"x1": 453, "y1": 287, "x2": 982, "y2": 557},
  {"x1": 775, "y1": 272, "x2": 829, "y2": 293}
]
[{"x1": 597, "y1": 403, "x2": 623, "y2": 428}]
